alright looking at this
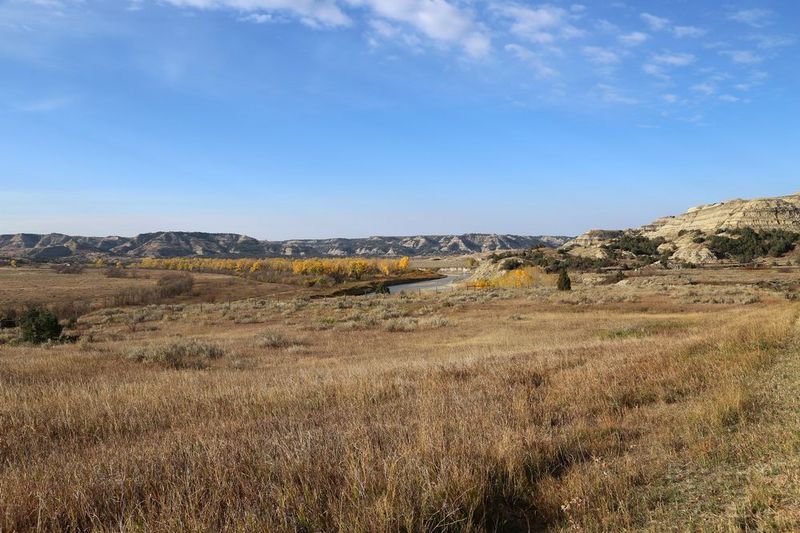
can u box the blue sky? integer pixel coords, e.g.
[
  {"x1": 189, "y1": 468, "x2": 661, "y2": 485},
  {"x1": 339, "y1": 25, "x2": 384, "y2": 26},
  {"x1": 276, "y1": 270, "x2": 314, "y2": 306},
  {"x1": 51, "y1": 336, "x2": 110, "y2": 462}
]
[{"x1": 1, "y1": 0, "x2": 798, "y2": 239}]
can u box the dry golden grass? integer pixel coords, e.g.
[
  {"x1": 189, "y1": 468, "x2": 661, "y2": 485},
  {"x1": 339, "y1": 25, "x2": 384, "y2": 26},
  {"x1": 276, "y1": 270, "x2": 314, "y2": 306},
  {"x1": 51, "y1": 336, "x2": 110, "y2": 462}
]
[
  {"x1": 1, "y1": 266, "x2": 799, "y2": 531},
  {"x1": 0, "y1": 266, "x2": 315, "y2": 313}
]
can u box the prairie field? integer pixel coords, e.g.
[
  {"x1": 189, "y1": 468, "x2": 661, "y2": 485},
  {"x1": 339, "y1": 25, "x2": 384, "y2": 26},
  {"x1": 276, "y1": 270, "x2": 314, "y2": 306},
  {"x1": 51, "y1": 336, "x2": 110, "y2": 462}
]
[{"x1": 1, "y1": 265, "x2": 800, "y2": 531}]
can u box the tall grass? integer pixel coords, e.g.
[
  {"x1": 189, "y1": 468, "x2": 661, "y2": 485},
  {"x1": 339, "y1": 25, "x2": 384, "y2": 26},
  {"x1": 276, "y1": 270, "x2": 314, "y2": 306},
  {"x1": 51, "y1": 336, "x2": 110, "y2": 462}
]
[{"x1": 0, "y1": 292, "x2": 795, "y2": 531}]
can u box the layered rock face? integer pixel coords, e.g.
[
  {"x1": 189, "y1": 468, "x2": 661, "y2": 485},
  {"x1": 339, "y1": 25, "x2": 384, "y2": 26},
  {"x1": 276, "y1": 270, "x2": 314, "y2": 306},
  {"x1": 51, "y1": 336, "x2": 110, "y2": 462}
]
[
  {"x1": 641, "y1": 193, "x2": 800, "y2": 239},
  {"x1": 564, "y1": 192, "x2": 800, "y2": 264},
  {"x1": 0, "y1": 232, "x2": 570, "y2": 260}
]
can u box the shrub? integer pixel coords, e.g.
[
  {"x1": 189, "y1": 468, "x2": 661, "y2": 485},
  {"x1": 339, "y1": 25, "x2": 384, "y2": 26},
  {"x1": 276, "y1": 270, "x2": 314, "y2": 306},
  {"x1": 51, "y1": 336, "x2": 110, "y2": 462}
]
[
  {"x1": 707, "y1": 229, "x2": 800, "y2": 262},
  {"x1": 256, "y1": 330, "x2": 294, "y2": 349},
  {"x1": 127, "y1": 340, "x2": 225, "y2": 369},
  {"x1": 605, "y1": 234, "x2": 666, "y2": 257},
  {"x1": 50, "y1": 300, "x2": 91, "y2": 322},
  {"x1": 19, "y1": 308, "x2": 63, "y2": 343},
  {"x1": 374, "y1": 282, "x2": 390, "y2": 295},
  {"x1": 500, "y1": 258, "x2": 524, "y2": 271},
  {"x1": 557, "y1": 270, "x2": 572, "y2": 291},
  {"x1": 104, "y1": 267, "x2": 128, "y2": 278},
  {"x1": 1, "y1": 307, "x2": 18, "y2": 329},
  {"x1": 157, "y1": 273, "x2": 194, "y2": 298},
  {"x1": 383, "y1": 318, "x2": 418, "y2": 332},
  {"x1": 51, "y1": 264, "x2": 85, "y2": 275}
]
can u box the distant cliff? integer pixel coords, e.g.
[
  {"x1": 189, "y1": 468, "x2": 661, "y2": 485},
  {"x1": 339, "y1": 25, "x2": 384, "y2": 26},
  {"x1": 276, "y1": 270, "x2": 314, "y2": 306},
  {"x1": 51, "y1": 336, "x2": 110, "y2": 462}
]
[
  {"x1": 563, "y1": 192, "x2": 800, "y2": 264},
  {"x1": 0, "y1": 232, "x2": 570, "y2": 260}
]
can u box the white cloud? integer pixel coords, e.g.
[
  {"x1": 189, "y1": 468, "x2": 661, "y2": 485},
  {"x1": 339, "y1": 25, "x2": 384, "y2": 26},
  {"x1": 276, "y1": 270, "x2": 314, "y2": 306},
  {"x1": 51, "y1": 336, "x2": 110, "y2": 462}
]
[
  {"x1": 582, "y1": 46, "x2": 619, "y2": 64},
  {"x1": 595, "y1": 19, "x2": 619, "y2": 33},
  {"x1": 241, "y1": 13, "x2": 272, "y2": 23},
  {"x1": 748, "y1": 34, "x2": 795, "y2": 49},
  {"x1": 691, "y1": 83, "x2": 715, "y2": 96},
  {"x1": 347, "y1": 0, "x2": 490, "y2": 57},
  {"x1": 595, "y1": 83, "x2": 638, "y2": 105},
  {"x1": 162, "y1": 0, "x2": 351, "y2": 27},
  {"x1": 652, "y1": 52, "x2": 695, "y2": 67},
  {"x1": 643, "y1": 63, "x2": 670, "y2": 80},
  {"x1": 721, "y1": 50, "x2": 763, "y2": 64},
  {"x1": 719, "y1": 94, "x2": 740, "y2": 102},
  {"x1": 162, "y1": 0, "x2": 491, "y2": 56},
  {"x1": 728, "y1": 8, "x2": 773, "y2": 28},
  {"x1": 673, "y1": 25, "x2": 706, "y2": 38},
  {"x1": 662, "y1": 94, "x2": 678, "y2": 103},
  {"x1": 619, "y1": 31, "x2": 648, "y2": 47},
  {"x1": 505, "y1": 43, "x2": 557, "y2": 78},
  {"x1": 641, "y1": 12, "x2": 669, "y2": 31},
  {"x1": 495, "y1": 3, "x2": 584, "y2": 44}
]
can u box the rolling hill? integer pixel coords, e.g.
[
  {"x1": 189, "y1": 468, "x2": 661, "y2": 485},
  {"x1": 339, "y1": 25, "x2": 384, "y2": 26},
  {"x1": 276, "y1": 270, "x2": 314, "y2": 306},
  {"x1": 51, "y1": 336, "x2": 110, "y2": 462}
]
[{"x1": 0, "y1": 232, "x2": 570, "y2": 260}]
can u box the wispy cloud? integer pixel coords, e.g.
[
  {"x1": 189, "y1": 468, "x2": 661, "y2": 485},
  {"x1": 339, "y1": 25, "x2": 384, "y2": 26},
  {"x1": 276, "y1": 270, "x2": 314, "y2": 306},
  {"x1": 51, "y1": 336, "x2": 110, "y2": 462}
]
[
  {"x1": 162, "y1": 0, "x2": 352, "y2": 28},
  {"x1": 652, "y1": 52, "x2": 695, "y2": 66},
  {"x1": 690, "y1": 82, "x2": 715, "y2": 96},
  {"x1": 728, "y1": 8, "x2": 773, "y2": 28},
  {"x1": 640, "y1": 12, "x2": 670, "y2": 31},
  {"x1": 643, "y1": 63, "x2": 670, "y2": 80},
  {"x1": 5, "y1": 0, "x2": 797, "y2": 125},
  {"x1": 721, "y1": 50, "x2": 763, "y2": 64},
  {"x1": 241, "y1": 13, "x2": 273, "y2": 24},
  {"x1": 505, "y1": 43, "x2": 557, "y2": 78},
  {"x1": 673, "y1": 25, "x2": 707, "y2": 38},
  {"x1": 582, "y1": 46, "x2": 619, "y2": 65},
  {"x1": 161, "y1": 0, "x2": 491, "y2": 56},
  {"x1": 494, "y1": 3, "x2": 584, "y2": 44},
  {"x1": 595, "y1": 83, "x2": 638, "y2": 105},
  {"x1": 348, "y1": 0, "x2": 491, "y2": 57},
  {"x1": 747, "y1": 34, "x2": 795, "y2": 50},
  {"x1": 619, "y1": 31, "x2": 648, "y2": 47}
]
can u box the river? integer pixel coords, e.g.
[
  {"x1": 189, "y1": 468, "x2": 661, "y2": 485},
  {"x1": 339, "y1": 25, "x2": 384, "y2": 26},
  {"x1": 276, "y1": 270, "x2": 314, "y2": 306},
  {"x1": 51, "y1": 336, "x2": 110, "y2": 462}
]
[{"x1": 388, "y1": 273, "x2": 471, "y2": 294}]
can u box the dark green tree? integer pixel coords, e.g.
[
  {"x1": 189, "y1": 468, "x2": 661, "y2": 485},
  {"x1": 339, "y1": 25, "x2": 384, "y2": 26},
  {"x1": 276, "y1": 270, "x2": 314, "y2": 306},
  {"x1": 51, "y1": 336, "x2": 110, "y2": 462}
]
[
  {"x1": 374, "y1": 282, "x2": 391, "y2": 295},
  {"x1": 19, "y1": 308, "x2": 63, "y2": 344}
]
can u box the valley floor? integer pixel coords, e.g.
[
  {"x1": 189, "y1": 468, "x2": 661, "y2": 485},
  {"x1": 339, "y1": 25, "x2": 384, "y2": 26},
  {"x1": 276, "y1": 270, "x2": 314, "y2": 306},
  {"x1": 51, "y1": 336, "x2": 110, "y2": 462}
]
[{"x1": 1, "y1": 266, "x2": 799, "y2": 531}]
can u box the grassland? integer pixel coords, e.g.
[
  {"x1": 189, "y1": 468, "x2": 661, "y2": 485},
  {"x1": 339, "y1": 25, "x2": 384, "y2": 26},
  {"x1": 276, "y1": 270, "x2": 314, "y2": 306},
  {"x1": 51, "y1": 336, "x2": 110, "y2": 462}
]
[{"x1": 1, "y1": 264, "x2": 799, "y2": 531}]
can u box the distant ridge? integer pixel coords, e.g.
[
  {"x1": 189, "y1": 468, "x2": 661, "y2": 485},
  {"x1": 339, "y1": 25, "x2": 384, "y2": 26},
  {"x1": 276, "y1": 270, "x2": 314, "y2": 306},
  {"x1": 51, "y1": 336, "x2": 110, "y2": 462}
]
[
  {"x1": 0, "y1": 232, "x2": 570, "y2": 260},
  {"x1": 564, "y1": 191, "x2": 800, "y2": 264}
]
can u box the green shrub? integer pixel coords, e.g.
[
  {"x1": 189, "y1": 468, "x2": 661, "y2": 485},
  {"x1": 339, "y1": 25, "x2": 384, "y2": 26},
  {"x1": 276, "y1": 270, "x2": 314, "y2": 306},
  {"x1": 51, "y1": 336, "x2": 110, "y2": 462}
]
[
  {"x1": 0, "y1": 307, "x2": 18, "y2": 329},
  {"x1": 19, "y1": 308, "x2": 63, "y2": 344},
  {"x1": 604, "y1": 234, "x2": 665, "y2": 257},
  {"x1": 374, "y1": 282, "x2": 391, "y2": 295},
  {"x1": 707, "y1": 229, "x2": 799, "y2": 262},
  {"x1": 500, "y1": 258, "x2": 524, "y2": 271}
]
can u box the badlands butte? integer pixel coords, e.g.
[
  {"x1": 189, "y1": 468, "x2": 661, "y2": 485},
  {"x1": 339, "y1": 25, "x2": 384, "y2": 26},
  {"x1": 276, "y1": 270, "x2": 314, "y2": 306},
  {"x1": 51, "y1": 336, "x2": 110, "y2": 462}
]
[
  {"x1": 567, "y1": 191, "x2": 800, "y2": 265},
  {"x1": 3, "y1": 191, "x2": 800, "y2": 265}
]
